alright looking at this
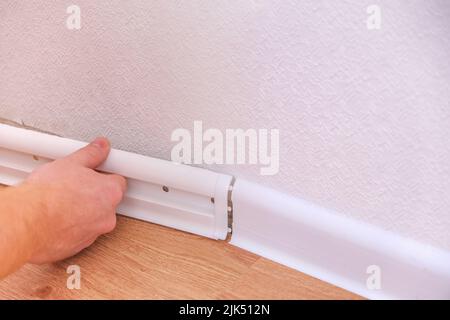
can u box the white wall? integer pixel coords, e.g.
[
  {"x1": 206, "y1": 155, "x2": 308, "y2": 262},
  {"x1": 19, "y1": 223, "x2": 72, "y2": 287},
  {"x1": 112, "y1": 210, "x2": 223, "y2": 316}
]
[{"x1": 1, "y1": 1, "x2": 449, "y2": 249}]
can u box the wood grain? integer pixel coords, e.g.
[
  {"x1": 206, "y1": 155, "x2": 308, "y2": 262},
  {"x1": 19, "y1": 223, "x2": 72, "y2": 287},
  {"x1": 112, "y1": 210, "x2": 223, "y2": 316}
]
[{"x1": 0, "y1": 215, "x2": 361, "y2": 299}]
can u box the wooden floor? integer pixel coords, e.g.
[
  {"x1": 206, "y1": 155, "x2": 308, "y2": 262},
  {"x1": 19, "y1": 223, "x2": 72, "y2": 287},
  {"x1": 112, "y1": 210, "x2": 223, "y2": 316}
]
[{"x1": 0, "y1": 215, "x2": 360, "y2": 299}]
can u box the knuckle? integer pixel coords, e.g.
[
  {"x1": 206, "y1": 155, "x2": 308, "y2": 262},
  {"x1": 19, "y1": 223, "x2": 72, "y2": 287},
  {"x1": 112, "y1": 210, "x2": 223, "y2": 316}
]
[
  {"x1": 108, "y1": 176, "x2": 126, "y2": 203},
  {"x1": 120, "y1": 176, "x2": 128, "y2": 190},
  {"x1": 109, "y1": 184, "x2": 123, "y2": 203},
  {"x1": 103, "y1": 214, "x2": 117, "y2": 233}
]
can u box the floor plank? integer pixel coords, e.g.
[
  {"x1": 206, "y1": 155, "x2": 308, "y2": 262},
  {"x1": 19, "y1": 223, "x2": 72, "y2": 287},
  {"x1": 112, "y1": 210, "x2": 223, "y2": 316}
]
[
  {"x1": 219, "y1": 258, "x2": 358, "y2": 300},
  {"x1": 0, "y1": 215, "x2": 361, "y2": 299}
]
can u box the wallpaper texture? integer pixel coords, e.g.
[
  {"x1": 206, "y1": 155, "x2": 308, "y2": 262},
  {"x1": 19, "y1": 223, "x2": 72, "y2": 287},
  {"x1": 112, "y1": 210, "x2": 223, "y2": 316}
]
[{"x1": 1, "y1": 1, "x2": 449, "y2": 249}]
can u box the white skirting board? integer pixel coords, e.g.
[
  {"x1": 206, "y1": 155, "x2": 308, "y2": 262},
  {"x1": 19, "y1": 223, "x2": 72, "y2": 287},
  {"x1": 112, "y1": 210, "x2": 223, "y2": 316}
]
[
  {"x1": 1, "y1": 123, "x2": 449, "y2": 299},
  {"x1": 0, "y1": 124, "x2": 232, "y2": 240},
  {"x1": 230, "y1": 179, "x2": 450, "y2": 299}
]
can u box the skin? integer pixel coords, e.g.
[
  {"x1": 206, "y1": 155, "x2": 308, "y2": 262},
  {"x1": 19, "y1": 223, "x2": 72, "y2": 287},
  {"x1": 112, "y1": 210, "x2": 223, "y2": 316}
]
[{"x1": 0, "y1": 137, "x2": 127, "y2": 279}]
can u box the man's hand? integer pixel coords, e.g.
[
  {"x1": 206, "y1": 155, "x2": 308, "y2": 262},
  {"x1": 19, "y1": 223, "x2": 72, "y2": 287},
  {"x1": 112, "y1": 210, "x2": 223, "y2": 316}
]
[
  {"x1": 25, "y1": 137, "x2": 127, "y2": 263},
  {"x1": 0, "y1": 137, "x2": 127, "y2": 277}
]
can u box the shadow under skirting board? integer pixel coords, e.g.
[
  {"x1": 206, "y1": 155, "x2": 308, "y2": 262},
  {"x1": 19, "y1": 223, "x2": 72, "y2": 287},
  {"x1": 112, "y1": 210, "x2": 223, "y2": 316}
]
[{"x1": 230, "y1": 179, "x2": 450, "y2": 299}]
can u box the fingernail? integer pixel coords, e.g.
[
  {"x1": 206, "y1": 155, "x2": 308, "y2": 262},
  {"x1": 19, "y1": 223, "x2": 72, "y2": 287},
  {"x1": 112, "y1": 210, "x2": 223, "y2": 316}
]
[{"x1": 92, "y1": 137, "x2": 108, "y2": 148}]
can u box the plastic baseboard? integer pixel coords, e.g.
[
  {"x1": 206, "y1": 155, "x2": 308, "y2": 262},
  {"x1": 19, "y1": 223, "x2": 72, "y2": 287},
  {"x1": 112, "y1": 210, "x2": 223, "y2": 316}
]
[
  {"x1": 230, "y1": 179, "x2": 450, "y2": 299},
  {"x1": 0, "y1": 124, "x2": 232, "y2": 240},
  {"x1": 1, "y1": 123, "x2": 449, "y2": 299}
]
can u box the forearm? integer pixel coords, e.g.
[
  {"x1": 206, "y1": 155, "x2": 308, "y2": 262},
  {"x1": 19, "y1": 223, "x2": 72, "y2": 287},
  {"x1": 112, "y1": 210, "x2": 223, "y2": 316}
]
[{"x1": 0, "y1": 184, "x2": 43, "y2": 279}]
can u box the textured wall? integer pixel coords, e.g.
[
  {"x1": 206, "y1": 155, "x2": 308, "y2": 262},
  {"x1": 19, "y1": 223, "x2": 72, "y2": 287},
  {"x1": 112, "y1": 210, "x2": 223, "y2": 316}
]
[{"x1": 1, "y1": 1, "x2": 449, "y2": 249}]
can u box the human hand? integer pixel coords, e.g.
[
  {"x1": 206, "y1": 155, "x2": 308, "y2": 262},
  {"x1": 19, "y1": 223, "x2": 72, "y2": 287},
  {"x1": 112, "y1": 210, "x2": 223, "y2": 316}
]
[{"x1": 21, "y1": 137, "x2": 127, "y2": 264}]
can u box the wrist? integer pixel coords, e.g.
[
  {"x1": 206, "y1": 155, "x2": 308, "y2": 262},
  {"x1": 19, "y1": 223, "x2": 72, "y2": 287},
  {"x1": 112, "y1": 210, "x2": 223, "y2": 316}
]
[
  {"x1": 0, "y1": 184, "x2": 46, "y2": 277},
  {"x1": 12, "y1": 183, "x2": 49, "y2": 263}
]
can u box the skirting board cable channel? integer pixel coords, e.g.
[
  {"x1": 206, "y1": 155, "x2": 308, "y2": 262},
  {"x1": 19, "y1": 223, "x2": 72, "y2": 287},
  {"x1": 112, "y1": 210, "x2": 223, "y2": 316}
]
[{"x1": 0, "y1": 123, "x2": 233, "y2": 240}]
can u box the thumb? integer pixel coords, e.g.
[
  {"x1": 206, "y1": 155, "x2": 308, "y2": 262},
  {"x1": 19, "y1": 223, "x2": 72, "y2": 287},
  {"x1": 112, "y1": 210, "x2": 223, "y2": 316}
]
[{"x1": 64, "y1": 137, "x2": 111, "y2": 169}]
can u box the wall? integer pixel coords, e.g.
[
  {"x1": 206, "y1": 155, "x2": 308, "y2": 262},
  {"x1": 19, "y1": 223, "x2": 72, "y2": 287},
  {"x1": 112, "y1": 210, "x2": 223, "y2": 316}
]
[{"x1": 1, "y1": 1, "x2": 449, "y2": 250}]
